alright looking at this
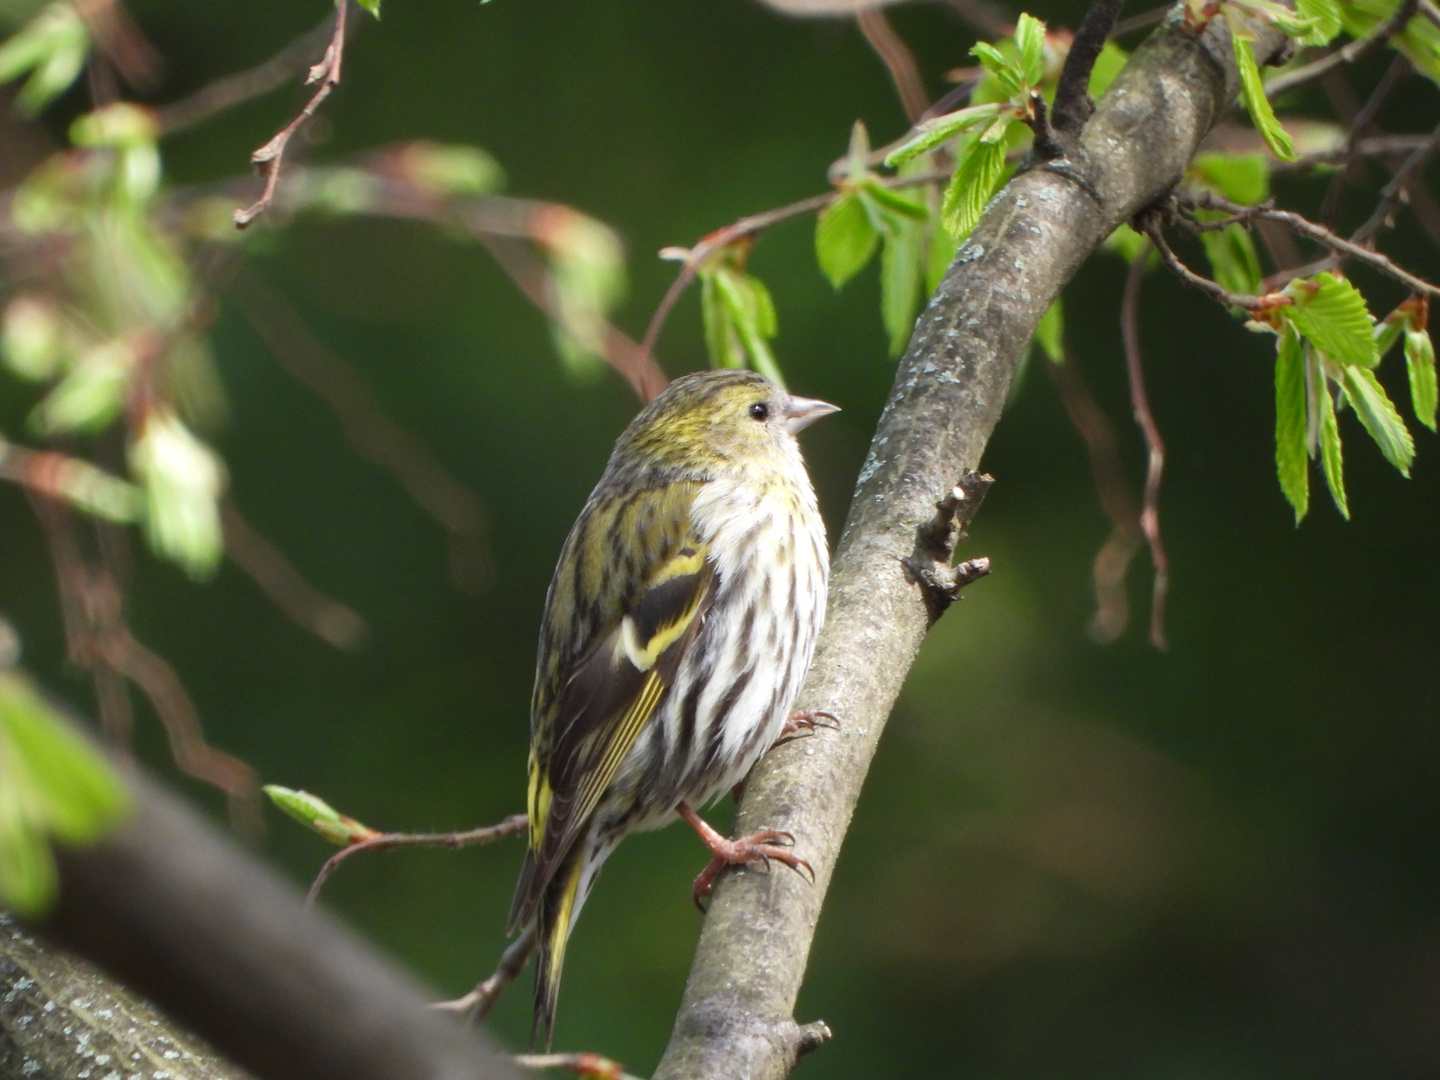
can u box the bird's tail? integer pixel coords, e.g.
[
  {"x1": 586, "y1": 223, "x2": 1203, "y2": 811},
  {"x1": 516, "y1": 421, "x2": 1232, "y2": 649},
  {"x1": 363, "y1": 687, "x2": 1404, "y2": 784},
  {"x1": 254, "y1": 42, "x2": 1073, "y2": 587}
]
[{"x1": 531, "y1": 848, "x2": 588, "y2": 1049}]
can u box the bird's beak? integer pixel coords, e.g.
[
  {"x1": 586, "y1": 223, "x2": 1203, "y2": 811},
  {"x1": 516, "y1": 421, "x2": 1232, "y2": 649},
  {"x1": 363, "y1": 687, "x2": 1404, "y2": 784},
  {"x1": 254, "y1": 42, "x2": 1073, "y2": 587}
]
[{"x1": 782, "y1": 396, "x2": 840, "y2": 434}]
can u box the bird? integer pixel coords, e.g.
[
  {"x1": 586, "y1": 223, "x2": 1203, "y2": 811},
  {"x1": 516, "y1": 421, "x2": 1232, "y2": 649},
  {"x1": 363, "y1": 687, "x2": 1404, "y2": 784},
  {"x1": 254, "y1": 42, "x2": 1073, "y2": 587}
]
[{"x1": 506, "y1": 368, "x2": 838, "y2": 1046}]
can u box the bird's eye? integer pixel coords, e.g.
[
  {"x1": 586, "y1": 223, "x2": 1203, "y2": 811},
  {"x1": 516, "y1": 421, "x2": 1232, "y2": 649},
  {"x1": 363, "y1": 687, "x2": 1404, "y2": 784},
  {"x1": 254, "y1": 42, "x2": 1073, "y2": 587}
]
[{"x1": 749, "y1": 401, "x2": 770, "y2": 422}]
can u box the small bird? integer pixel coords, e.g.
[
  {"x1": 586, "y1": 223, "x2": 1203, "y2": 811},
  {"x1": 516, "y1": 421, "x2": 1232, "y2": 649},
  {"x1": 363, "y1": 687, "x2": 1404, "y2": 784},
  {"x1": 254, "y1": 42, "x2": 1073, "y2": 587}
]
[{"x1": 507, "y1": 368, "x2": 837, "y2": 1045}]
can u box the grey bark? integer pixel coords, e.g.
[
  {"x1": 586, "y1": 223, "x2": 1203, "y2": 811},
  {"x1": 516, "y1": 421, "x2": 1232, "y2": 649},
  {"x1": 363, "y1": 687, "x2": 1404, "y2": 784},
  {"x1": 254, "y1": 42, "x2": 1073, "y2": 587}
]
[
  {"x1": 653, "y1": 11, "x2": 1278, "y2": 1080},
  {"x1": 1, "y1": 912, "x2": 256, "y2": 1080}
]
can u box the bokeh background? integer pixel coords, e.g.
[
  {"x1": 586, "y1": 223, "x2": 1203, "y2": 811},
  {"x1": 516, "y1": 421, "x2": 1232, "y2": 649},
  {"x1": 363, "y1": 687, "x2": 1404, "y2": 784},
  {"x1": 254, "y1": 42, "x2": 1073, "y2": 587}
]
[{"x1": 5, "y1": 0, "x2": 1440, "y2": 1076}]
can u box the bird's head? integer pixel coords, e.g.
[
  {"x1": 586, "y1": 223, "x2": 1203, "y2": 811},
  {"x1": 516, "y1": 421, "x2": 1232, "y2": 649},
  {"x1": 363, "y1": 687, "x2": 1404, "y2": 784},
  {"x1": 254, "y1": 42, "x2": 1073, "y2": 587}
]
[{"x1": 618, "y1": 369, "x2": 838, "y2": 479}]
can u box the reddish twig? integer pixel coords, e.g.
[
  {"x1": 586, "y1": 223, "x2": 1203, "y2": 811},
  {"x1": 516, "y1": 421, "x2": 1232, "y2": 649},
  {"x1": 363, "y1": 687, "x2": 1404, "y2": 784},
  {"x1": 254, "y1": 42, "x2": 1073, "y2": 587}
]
[
  {"x1": 74, "y1": 0, "x2": 162, "y2": 91},
  {"x1": 513, "y1": 1052, "x2": 641, "y2": 1080},
  {"x1": 224, "y1": 267, "x2": 493, "y2": 593},
  {"x1": 435, "y1": 923, "x2": 538, "y2": 1025},
  {"x1": 220, "y1": 498, "x2": 368, "y2": 650},
  {"x1": 156, "y1": 11, "x2": 338, "y2": 135},
  {"x1": 306, "y1": 814, "x2": 527, "y2": 907},
  {"x1": 1120, "y1": 250, "x2": 1169, "y2": 650},
  {"x1": 857, "y1": 7, "x2": 929, "y2": 122},
  {"x1": 234, "y1": 1, "x2": 350, "y2": 228},
  {"x1": 1350, "y1": 117, "x2": 1440, "y2": 246},
  {"x1": 1045, "y1": 346, "x2": 1144, "y2": 642},
  {"x1": 1143, "y1": 218, "x2": 1268, "y2": 310}
]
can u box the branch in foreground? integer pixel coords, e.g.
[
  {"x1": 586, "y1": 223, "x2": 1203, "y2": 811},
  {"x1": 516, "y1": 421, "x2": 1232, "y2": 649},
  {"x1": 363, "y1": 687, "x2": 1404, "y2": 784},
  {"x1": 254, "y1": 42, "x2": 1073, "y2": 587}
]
[
  {"x1": 22, "y1": 744, "x2": 522, "y2": 1080},
  {"x1": 653, "y1": 10, "x2": 1276, "y2": 1079}
]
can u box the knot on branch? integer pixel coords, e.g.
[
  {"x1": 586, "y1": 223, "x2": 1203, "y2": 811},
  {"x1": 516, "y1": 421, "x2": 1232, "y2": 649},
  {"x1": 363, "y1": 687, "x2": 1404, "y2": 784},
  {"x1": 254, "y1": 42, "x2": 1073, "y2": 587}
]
[
  {"x1": 666, "y1": 994, "x2": 831, "y2": 1080},
  {"x1": 901, "y1": 471, "x2": 993, "y2": 621}
]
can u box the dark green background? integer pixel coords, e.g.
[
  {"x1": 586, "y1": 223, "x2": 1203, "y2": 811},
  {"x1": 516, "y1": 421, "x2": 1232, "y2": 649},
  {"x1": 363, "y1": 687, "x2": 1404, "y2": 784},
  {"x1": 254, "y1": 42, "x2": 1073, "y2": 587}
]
[{"x1": 5, "y1": 1, "x2": 1440, "y2": 1076}]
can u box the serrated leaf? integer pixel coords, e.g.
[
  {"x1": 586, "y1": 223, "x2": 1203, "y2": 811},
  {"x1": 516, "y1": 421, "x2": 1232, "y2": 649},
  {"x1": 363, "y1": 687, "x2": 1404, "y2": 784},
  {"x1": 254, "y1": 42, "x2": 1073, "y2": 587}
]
[
  {"x1": 1233, "y1": 33, "x2": 1297, "y2": 161},
  {"x1": 1405, "y1": 326, "x2": 1437, "y2": 431},
  {"x1": 1199, "y1": 223, "x2": 1264, "y2": 295},
  {"x1": 885, "y1": 103, "x2": 1003, "y2": 166},
  {"x1": 1190, "y1": 152, "x2": 1270, "y2": 204},
  {"x1": 1342, "y1": 365, "x2": 1415, "y2": 473},
  {"x1": 1294, "y1": 0, "x2": 1342, "y2": 45},
  {"x1": 1035, "y1": 298, "x2": 1064, "y2": 364},
  {"x1": 816, "y1": 191, "x2": 880, "y2": 289},
  {"x1": 942, "y1": 139, "x2": 1007, "y2": 240},
  {"x1": 1275, "y1": 329, "x2": 1309, "y2": 521},
  {"x1": 880, "y1": 213, "x2": 924, "y2": 358},
  {"x1": 1286, "y1": 273, "x2": 1377, "y2": 368},
  {"x1": 1014, "y1": 13, "x2": 1047, "y2": 87},
  {"x1": 1317, "y1": 374, "x2": 1349, "y2": 517}
]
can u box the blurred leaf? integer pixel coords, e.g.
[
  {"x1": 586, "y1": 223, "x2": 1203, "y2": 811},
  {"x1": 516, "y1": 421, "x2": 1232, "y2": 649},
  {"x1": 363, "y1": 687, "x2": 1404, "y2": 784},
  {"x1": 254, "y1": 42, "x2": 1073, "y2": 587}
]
[
  {"x1": 0, "y1": 2, "x2": 88, "y2": 116},
  {"x1": 1405, "y1": 326, "x2": 1437, "y2": 431},
  {"x1": 355, "y1": 0, "x2": 381, "y2": 17},
  {"x1": 128, "y1": 409, "x2": 227, "y2": 580},
  {"x1": 1341, "y1": 366, "x2": 1415, "y2": 474},
  {"x1": 1198, "y1": 223, "x2": 1264, "y2": 295},
  {"x1": 0, "y1": 668, "x2": 130, "y2": 915},
  {"x1": 397, "y1": 141, "x2": 503, "y2": 197},
  {"x1": 942, "y1": 138, "x2": 1008, "y2": 240},
  {"x1": 1034, "y1": 298, "x2": 1064, "y2": 364},
  {"x1": 1230, "y1": 31, "x2": 1297, "y2": 161},
  {"x1": 2, "y1": 293, "x2": 67, "y2": 381},
  {"x1": 1275, "y1": 329, "x2": 1309, "y2": 521},
  {"x1": 1190, "y1": 152, "x2": 1270, "y2": 205},
  {"x1": 539, "y1": 211, "x2": 627, "y2": 381},
  {"x1": 816, "y1": 190, "x2": 880, "y2": 289},
  {"x1": 1105, "y1": 223, "x2": 1150, "y2": 264},
  {"x1": 700, "y1": 254, "x2": 786, "y2": 386},
  {"x1": 1294, "y1": 0, "x2": 1343, "y2": 44},
  {"x1": 880, "y1": 211, "x2": 924, "y2": 358},
  {"x1": 1088, "y1": 41, "x2": 1130, "y2": 97},
  {"x1": 1317, "y1": 368, "x2": 1349, "y2": 517},
  {"x1": 927, "y1": 218, "x2": 956, "y2": 293},
  {"x1": 859, "y1": 178, "x2": 928, "y2": 221},
  {"x1": 1285, "y1": 273, "x2": 1377, "y2": 368},
  {"x1": 31, "y1": 338, "x2": 133, "y2": 435},
  {"x1": 264, "y1": 785, "x2": 379, "y2": 845}
]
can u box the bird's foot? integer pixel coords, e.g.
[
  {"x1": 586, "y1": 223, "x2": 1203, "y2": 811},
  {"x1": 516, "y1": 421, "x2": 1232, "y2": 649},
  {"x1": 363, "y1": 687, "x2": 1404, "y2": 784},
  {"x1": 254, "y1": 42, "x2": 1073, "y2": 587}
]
[
  {"x1": 775, "y1": 708, "x2": 840, "y2": 744},
  {"x1": 677, "y1": 803, "x2": 814, "y2": 912}
]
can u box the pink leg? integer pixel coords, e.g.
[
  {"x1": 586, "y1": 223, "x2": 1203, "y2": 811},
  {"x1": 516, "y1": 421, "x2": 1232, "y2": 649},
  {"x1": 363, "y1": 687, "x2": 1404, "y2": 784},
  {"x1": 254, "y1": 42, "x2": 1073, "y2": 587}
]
[{"x1": 677, "y1": 802, "x2": 814, "y2": 912}]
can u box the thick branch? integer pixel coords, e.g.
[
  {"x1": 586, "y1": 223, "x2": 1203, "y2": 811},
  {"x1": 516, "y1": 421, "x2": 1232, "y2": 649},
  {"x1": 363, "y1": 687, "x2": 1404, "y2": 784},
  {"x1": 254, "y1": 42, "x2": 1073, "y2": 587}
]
[{"x1": 653, "y1": 10, "x2": 1268, "y2": 1080}]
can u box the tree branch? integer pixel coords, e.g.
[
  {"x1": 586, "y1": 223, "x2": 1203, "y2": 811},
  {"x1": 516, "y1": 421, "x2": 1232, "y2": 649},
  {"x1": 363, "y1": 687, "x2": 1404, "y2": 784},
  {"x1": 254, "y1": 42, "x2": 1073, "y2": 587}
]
[{"x1": 653, "y1": 10, "x2": 1272, "y2": 1080}]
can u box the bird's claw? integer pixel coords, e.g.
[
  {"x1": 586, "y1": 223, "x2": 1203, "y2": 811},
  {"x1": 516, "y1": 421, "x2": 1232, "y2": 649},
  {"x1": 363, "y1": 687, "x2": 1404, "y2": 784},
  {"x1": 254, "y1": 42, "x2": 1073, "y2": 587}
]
[
  {"x1": 690, "y1": 828, "x2": 814, "y2": 911},
  {"x1": 776, "y1": 708, "x2": 841, "y2": 745}
]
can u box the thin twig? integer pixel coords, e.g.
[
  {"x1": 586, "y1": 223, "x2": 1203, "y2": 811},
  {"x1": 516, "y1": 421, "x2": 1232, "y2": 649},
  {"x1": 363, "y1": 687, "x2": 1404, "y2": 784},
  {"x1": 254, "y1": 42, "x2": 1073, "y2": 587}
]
[
  {"x1": 234, "y1": 1, "x2": 350, "y2": 228},
  {"x1": 1120, "y1": 251, "x2": 1168, "y2": 650},
  {"x1": 1142, "y1": 218, "x2": 1267, "y2": 309},
  {"x1": 434, "y1": 924, "x2": 538, "y2": 1025},
  {"x1": 1351, "y1": 117, "x2": 1440, "y2": 246},
  {"x1": 1052, "y1": 0, "x2": 1129, "y2": 133},
  {"x1": 1265, "y1": 0, "x2": 1419, "y2": 99},
  {"x1": 306, "y1": 814, "x2": 527, "y2": 907},
  {"x1": 220, "y1": 499, "x2": 368, "y2": 651},
  {"x1": 857, "y1": 8, "x2": 929, "y2": 122},
  {"x1": 1045, "y1": 346, "x2": 1144, "y2": 643},
  {"x1": 225, "y1": 267, "x2": 493, "y2": 593},
  {"x1": 1111, "y1": 4, "x2": 1168, "y2": 36},
  {"x1": 156, "y1": 13, "x2": 338, "y2": 134},
  {"x1": 74, "y1": 0, "x2": 162, "y2": 91},
  {"x1": 941, "y1": 0, "x2": 1015, "y2": 38},
  {"x1": 1179, "y1": 190, "x2": 1440, "y2": 297}
]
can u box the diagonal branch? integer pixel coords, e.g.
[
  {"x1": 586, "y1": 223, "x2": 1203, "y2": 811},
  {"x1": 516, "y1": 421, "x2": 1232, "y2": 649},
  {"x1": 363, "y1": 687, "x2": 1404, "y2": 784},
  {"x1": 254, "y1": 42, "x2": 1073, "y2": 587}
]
[{"x1": 653, "y1": 10, "x2": 1275, "y2": 1080}]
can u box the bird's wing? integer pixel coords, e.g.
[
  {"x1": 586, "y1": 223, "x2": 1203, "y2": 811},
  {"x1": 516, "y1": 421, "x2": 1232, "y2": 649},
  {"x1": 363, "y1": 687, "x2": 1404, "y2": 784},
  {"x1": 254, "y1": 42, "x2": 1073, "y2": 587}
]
[{"x1": 509, "y1": 482, "x2": 713, "y2": 932}]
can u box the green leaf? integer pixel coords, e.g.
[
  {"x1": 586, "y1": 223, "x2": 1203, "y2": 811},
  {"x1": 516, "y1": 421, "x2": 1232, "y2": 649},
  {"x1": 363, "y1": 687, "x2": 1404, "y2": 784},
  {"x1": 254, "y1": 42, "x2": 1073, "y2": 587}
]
[
  {"x1": 1405, "y1": 325, "x2": 1437, "y2": 431},
  {"x1": 1034, "y1": 298, "x2": 1064, "y2": 364},
  {"x1": 700, "y1": 273, "x2": 743, "y2": 370},
  {"x1": 942, "y1": 138, "x2": 1008, "y2": 240},
  {"x1": 0, "y1": 3, "x2": 90, "y2": 117},
  {"x1": 1294, "y1": 0, "x2": 1342, "y2": 46},
  {"x1": 880, "y1": 212, "x2": 924, "y2": 358},
  {"x1": 1198, "y1": 223, "x2": 1264, "y2": 295},
  {"x1": 1375, "y1": 307, "x2": 1408, "y2": 358},
  {"x1": 1014, "y1": 13, "x2": 1047, "y2": 87},
  {"x1": 1317, "y1": 373, "x2": 1349, "y2": 518},
  {"x1": 1341, "y1": 365, "x2": 1415, "y2": 474},
  {"x1": 1190, "y1": 151, "x2": 1271, "y2": 204},
  {"x1": 885, "y1": 103, "x2": 1003, "y2": 166},
  {"x1": 31, "y1": 339, "x2": 133, "y2": 435},
  {"x1": 859, "y1": 179, "x2": 929, "y2": 221},
  {"x1": 355, "y1": 0, "x2": 381, "y2": 16},
  {"x1": 927, "y1": 220, "x2": 956, "y2": 293},
  {"x1": 1285, "y1": 273, "x2": 1377, "y2": 368},
  {"x1": 1232, "y1": 33, "x2": 1297, "y2": 161},
  {"x1": 1275, "y1": 329, "x2": 1309, "y2": 522},
  {"x1": 706, "y1": 266, "x2": 786, "y2": 387},
  {"x1": 129, "y1": 410, "x2": 227, "y2": 581},
  {"x1": 816, "y1": 191, "x2": 880, "y2": 289},
  {"x1": 0, "y1": 669, "x2": 130, "y2": 915}
]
